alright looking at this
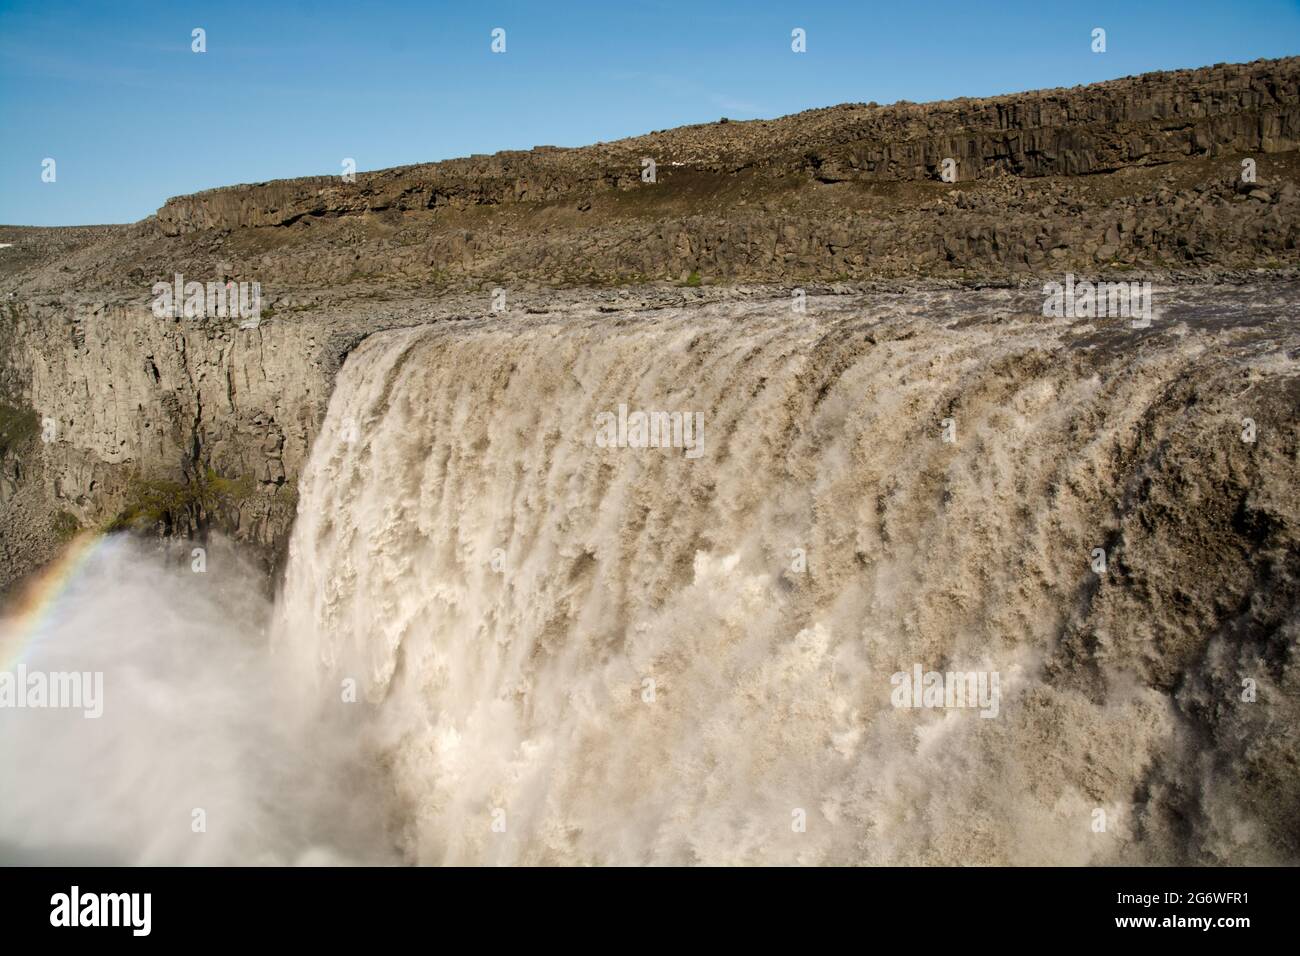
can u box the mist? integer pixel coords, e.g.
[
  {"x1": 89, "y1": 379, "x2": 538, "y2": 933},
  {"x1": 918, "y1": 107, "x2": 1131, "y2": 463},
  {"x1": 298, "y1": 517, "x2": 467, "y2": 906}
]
[{"x1": 0, "y1": 536, "x2": 397, "y2": 865}]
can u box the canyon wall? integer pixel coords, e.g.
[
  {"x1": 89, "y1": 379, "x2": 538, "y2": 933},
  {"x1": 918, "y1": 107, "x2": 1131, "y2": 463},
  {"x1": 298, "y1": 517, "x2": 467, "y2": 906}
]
[{"x1": 2, "y1": 58, "x2": 1299, "y2": 595}]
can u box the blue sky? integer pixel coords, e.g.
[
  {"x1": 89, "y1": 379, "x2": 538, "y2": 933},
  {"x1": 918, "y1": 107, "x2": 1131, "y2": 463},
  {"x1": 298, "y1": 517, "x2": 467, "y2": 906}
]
[{"x1": 2, "y1": 0, "x2": 1298, "y2": 225}]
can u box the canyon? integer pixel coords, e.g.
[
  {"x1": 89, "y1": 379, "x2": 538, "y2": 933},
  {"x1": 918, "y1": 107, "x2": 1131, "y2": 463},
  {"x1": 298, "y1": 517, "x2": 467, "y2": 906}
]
[
  {"x1": 0, "y1": 58, "x2": 1297, "y2": 864},
  {"x1": 2, "y1": 57, "x2": 1299, "y2": 590}
]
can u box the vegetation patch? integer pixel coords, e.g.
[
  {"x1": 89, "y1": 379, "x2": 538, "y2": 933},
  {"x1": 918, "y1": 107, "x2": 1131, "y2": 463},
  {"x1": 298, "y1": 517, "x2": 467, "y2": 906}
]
[
  {"x1": 273, "y1": 480, "x2": 299, "y2": 510},
  {"x1": 52, "y1": 511, "x2": 81, "y2": 542},
  {"x1": 0, "y1": 402, "x2": 39, "y2": 455},
  {"x1": 106, "y1": 468, "x2": 256, "y2": 534}
]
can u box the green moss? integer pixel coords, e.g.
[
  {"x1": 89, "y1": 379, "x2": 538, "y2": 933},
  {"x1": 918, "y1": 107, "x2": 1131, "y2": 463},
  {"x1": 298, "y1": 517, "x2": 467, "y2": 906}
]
[
  {"x1": 204, "y1": 468, "x2": 255, "y2": 500},
  {"x1": 105, "y1": 479, "x2": 188, "y2": 532},
  {"x1": 684, "y1": 270, "x2": 702, "y2": 288},
  {"x1": 52, "y1": 511, "x2": 81, "y2": 542},
  {"x1": 105, "y1": 468, "x2": 257, "y2": 533},
  {"x1": 0, "y1": 402, "x2": 39, "y2": 453},
  {"x1": 273, "y1": 480, "x2": 299, "y2": 509}
]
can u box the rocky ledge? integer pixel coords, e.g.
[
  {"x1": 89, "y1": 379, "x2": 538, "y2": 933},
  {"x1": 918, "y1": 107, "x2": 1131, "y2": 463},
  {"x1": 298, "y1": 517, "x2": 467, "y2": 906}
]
[{"x1": 1, "y1": 57, "x2": 1298, "y2": 596}]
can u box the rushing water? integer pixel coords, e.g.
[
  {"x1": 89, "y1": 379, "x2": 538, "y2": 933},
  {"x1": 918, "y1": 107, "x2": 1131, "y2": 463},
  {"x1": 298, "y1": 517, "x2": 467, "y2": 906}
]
[{"x1": 4, "y1": 288, "x2": 1298, "y2": 864}]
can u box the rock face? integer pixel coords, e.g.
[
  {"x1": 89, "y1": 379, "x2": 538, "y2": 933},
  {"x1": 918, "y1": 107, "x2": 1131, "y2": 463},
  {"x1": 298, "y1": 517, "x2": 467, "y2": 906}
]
[
  {"x1": 0, "y1": 299, "x2": 320, "y2": 588},
  {"x1": 0, "y1": 286, "x2": 809, "y2": 591},
  {"x1": 1, "y1": 57, "x2": 1299, "y2": 594},
  {"x1": 5, "y1": 58, "x2": 1300, "y2": 299},
  {"x1": 150, "y1": 57, "x2": 1300, "y2": 232}
]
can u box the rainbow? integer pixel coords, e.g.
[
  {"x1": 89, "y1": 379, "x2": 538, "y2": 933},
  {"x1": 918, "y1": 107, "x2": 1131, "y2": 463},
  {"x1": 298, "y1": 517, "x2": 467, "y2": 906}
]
[{"x1": 0, "y1": 532, "x2": 121, "y2": 669}]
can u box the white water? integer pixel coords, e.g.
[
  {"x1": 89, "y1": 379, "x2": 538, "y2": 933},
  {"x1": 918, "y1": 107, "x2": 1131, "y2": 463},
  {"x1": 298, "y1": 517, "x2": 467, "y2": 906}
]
[
  {"x1": 0, "y1": 538, "x2": 396, "y2": 865},
  {"x1": 272, "y1": 296, "x2": 1259, "y2": 865},
  {"x1": 4, "y1": 291, "x2": 1295, "y2": 865}
]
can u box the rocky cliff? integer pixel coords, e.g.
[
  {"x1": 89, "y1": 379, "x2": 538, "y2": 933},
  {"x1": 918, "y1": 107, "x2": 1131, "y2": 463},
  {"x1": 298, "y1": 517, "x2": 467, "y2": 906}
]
[{"x1": 1, "y1": 57, "x2": 1298, "y2": 596}]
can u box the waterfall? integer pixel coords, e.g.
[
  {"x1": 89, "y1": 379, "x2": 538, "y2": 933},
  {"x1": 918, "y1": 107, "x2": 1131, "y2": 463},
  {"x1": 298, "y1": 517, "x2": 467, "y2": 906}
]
[
  {"x1": 4, "y1": 288, "x2": 1294, "y2": 865},
  {"x1": 272, "y1": 290, "x2": 1299, "y2": 865}
]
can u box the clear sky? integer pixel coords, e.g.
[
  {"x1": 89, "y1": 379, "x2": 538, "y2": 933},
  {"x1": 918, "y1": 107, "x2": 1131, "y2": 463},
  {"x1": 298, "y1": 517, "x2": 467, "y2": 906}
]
[{"x1": 2, "y1": 0, "x2": 1298, "y2": 226}]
